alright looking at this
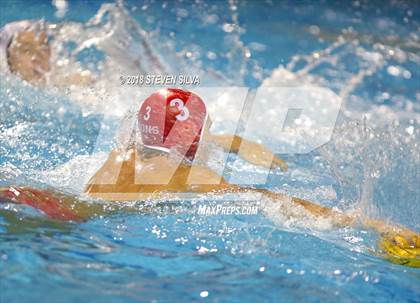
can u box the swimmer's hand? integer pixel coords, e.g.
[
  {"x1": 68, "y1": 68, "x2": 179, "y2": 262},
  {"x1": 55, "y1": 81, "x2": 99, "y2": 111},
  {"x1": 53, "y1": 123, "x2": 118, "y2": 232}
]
[
  {"x1": 208, "y1": 134, "x2": 288, "y2": 171},
  {"x1": 379, "y1": 232, "x2": 420, "y2": 268},
  {"x1": 362, "y1": 218, "x2": 420, "y2": 267}
]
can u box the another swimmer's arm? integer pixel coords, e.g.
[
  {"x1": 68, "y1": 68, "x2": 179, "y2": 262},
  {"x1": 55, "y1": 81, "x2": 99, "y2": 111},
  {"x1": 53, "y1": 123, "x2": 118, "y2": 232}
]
[
  {"x1": 244, "y1": 187, "x2": 419, "y2": 266},
  {"x1": 49, "y1": 66, "x2": 95, "y2": 87},
  {"x1": 62, "y1": 72, "x2": 94, "y2": 86},
  {"x1": 207, "y1": 134, "x2": 288, "y2": 171}
]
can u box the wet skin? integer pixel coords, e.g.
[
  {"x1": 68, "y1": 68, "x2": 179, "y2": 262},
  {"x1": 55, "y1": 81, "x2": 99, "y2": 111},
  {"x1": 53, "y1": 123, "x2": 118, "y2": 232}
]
[
  {"x1": 7, "y1": 30, "x2": 51, "y2": 84},
  {"x1": 7, "y1": 29, "x2": 92, "y2": 86}
]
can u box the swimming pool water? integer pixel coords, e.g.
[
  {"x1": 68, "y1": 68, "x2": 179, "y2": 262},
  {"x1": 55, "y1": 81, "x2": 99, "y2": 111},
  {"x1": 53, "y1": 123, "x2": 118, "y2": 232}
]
[{"x1": 0, "y1": 1, "x2": 419, "y2": 302}]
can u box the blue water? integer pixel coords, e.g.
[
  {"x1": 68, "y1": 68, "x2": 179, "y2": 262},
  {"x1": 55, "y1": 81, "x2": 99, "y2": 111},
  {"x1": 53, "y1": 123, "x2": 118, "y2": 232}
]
[{"x1": 1, "y1": 1, "x2": 419, "y2": 303}]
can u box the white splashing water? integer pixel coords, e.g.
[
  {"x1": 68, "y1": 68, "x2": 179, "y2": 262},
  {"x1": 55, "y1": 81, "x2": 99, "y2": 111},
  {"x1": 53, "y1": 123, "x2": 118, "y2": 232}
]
[{"x1": 0, "y1": 2, "x2": 419, "y2": 232}]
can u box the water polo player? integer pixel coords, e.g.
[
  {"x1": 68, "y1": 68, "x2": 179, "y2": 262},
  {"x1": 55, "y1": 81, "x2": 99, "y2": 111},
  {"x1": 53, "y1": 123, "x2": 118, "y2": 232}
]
[
  {"x1": 1, "y1": 88, "x2": 419, "y2": 267},
  {"x1": 85, "y1": 88, "x2": 288, "y2": 199},
  {"x1": 86, "y1": 87, "x2": 419, "y2": 269},
  {"x1": 0, "y1": 20, "x2": 92, "y2": 86}
]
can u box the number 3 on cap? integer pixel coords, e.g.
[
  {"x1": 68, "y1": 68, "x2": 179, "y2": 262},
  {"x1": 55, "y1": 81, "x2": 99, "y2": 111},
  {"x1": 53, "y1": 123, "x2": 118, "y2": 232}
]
[
  {"x1": 170, "y1": 99, "x2": 190, "y2": 121},
  {"x1": 144, "y1": 106, "x2": 151, "y2": 121}
]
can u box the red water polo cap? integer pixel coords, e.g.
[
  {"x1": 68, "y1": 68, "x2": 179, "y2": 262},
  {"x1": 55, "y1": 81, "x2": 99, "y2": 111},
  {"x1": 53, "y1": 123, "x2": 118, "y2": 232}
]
[{"x1": 138, "y1": 88, "x2": 207, "y2": 160}]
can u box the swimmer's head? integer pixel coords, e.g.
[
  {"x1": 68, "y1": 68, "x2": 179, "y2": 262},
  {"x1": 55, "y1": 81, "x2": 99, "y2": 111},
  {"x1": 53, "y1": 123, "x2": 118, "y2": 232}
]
[
  {"x1": 0, "y1": 20, "x2": 50, "y2": 84},
  {"x1": 138, "y1": 88, "x2": 208, "y2": 161}
]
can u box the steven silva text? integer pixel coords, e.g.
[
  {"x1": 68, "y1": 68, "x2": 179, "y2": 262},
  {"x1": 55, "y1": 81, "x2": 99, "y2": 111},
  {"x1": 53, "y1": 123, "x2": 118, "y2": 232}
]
[
  {"x1": 197, "y1": 204, "x2": 259, "y2": 216},
  {"x1": 120, "y1": 74, "x2": 200, "y2": 86}
]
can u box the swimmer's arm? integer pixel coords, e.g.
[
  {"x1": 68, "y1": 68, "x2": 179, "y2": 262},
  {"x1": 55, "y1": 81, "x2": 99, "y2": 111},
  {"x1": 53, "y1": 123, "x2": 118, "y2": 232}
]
[
  {"x1": 49, "y1": 67, "x2": 95, "y2": 87},
  {"x1": 263, "y1": 189, "x2": 418, "y2": 238},
  {"x1": 207, "y1": 134, "x2": 288, "y2": 171},
  {"x1": 61, "y1": 72, "x2": 94, "y2": 86},
  {"x1": 0, "y1": 185, "x2": 144, "y2": 221},
  {"x1": 235, "y1": 187, "x2": 419, "y2": 266},
  {"x1": 235, "y1": 186, "x2": 419, "y2": 234},
  {"x1": 231, "y1": 187, "x2": 354, "y2": 226},
  {"x1": 0, "y1": 207, "x2": 71, "y2": 234}
]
